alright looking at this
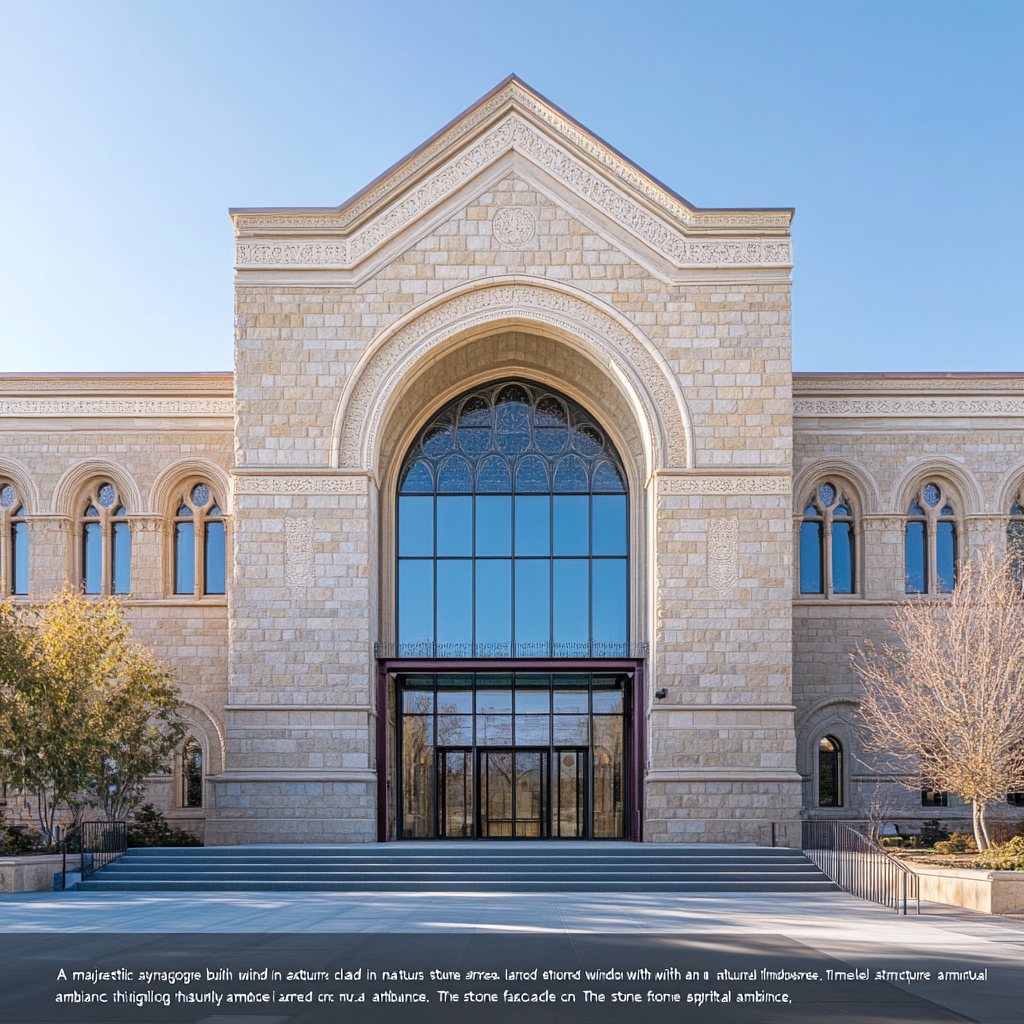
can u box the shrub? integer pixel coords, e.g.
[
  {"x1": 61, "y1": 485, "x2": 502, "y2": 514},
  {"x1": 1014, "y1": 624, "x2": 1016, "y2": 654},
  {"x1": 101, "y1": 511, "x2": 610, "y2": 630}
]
[
  {"x1": 917, "y1": 819, "x2": 949, "y2": 847},
  {"x1": 935, "y1": 832, "x2": 977, "y2": 854},
  {"x1": 127, "y1": 804, "x2": 202, "y2": 848},
  {"x1": 976, "y1": 836, "x2": 1024, "y2": 871}
]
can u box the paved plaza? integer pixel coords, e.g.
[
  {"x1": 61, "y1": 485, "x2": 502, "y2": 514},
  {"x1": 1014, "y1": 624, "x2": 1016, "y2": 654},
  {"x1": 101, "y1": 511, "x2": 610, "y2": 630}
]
[{"x1": 2, "y1": 888, "x2": 1023, "y2": 1022}]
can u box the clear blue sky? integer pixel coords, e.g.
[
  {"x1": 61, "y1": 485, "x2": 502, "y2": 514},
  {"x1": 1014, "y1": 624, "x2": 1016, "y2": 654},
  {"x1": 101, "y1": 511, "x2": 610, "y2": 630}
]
[{"x1": 1, "y1": 0, "x2": 1021, "y2": 373}]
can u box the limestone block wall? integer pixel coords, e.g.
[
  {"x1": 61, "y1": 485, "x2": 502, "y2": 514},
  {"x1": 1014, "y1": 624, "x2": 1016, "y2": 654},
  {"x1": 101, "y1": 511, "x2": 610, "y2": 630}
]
[
  {"x1": 793, "y1": 374, "x2": 1024, "y2": 829},
  {"x1": 0, "y1": 374, "x2": 234, "y2": 837}
]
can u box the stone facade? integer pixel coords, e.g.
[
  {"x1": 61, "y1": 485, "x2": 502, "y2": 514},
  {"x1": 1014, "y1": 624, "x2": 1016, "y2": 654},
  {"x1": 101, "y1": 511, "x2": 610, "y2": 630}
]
[{"x1": 1, "y1": 78, "x2": 1021, "y2": 843}]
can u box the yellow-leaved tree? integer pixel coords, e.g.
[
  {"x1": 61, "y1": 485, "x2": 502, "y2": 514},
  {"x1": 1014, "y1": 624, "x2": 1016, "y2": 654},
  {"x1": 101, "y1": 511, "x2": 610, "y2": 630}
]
[
  {"x1": 853, "y1": 545, "x2": 1024, "y2": 850},
  {"x1": 0, "y1": 589, "x2": 184, "y2": 843}
]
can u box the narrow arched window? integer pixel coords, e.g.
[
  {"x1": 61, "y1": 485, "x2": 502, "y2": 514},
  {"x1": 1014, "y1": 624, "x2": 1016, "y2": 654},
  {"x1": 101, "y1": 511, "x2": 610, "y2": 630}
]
[
  {"x1": 799, "y1": 483, "x2": 855, "y2": 595},
  {"x1": 397, "y1": 381, "x2": 628, "y2": 658},
  {"x1": 905, "y1": 483, "x2": 957, "y2": 594},
  {"x1": 818, "y1": 736, "x2": 843, "y2": 807},
  {"x1": 80, "y1": 482, "x2": 130, "y2": 595},
  {"x1": 1010, "y1": 490, "x2": 1024, "y2": 583},
  {"x1": 0, "y1": 484, "x2": 28, "y2": 596},
  {"x1": 181, "y1": 737, "x2": 203, "y2": 808},
  {"x1": 173, "y1": 484, "x2": 225, "y2": 596}
]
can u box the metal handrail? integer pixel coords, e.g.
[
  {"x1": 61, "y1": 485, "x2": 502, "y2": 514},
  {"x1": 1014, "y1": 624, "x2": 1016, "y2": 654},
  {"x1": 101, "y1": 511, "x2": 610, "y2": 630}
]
[
  {"x1": 373, "y1": 641, "x2": 650, "y2": 659},
  {"x1": 802, "y1": 820, "x2": 919, "y2": 914},
  {"x1": 77, "y1": 821, "x2": 128, "y2": 879}
]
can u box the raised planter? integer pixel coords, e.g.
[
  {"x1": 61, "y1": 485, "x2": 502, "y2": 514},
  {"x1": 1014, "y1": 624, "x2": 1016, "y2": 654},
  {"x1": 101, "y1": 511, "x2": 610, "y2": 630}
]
[
  {"x1": 0, "y1": 855, "x2": 83, "y2": 894},
  {"x1": 908, "y1": 863, "x2": 1024, "y2": 915}
]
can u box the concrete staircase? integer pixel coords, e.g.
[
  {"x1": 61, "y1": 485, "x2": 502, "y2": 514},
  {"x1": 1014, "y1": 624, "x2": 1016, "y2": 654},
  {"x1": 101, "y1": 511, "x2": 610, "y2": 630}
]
[{"x1": 74, "y1": 842, "x2": 838, "y2": 893}]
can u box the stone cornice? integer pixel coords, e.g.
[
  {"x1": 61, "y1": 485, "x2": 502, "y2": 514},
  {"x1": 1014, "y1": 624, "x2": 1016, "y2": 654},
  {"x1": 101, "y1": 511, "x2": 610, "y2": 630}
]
[
  {"x1": 0, "y1": 374, "x2": 233, "y2": 397},
  {"x1": 794, "y1": 374, "x2": 1023, "y2": 395},
  {"x1": 232, "y1": 77, "x2": 791, "y2": 238},
  {"x1": 234, "y1": 109, "x2": 791, "y2": 273}
]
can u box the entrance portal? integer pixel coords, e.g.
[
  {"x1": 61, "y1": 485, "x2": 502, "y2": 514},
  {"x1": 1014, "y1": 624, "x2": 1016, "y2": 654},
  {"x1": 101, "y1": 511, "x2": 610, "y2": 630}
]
[{"x1": 398, "y1": 672, "x2": 627, "y2": 839}]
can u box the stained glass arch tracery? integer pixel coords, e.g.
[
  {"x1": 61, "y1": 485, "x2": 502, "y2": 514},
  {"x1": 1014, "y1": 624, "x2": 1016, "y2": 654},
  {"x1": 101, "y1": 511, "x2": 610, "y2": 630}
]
[{"x1": 397, "y1": 381, "x2": 629, "y2": 658}]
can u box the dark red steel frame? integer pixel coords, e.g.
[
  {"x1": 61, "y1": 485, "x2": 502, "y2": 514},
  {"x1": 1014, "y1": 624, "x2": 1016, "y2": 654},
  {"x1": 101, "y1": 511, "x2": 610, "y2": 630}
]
[{"x1": 376, "y1": 658, "x2": 644, "y2": 843}]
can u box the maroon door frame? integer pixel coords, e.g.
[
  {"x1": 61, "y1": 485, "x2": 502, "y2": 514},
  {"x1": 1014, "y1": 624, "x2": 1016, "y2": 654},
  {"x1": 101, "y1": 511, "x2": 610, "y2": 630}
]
[{"x1": 376, "y1": 658, "x2": 645, "y2": 843}]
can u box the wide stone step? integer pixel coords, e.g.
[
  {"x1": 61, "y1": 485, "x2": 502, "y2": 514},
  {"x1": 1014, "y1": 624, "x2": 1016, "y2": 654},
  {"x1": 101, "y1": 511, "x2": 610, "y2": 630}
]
[{"x1": 75, "y1": 842, "x2": 836, "y2": 893}]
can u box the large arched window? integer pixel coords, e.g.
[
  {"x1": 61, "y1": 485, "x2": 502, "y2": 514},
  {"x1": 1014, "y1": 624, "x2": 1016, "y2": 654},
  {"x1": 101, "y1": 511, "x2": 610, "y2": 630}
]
[
  {"x1": 1010, "y1": 489, "x2": 1024, "y2": 583},
  {"x1": 80, "y1": 482, "x2": 130, "y2": 595},
  {"x1": 0, "y1": 483, "x2": 28, "y2": 597},
  {"x1": 905, "y1": 483, "x2": 956, "y2": 594},
  {"x1": 799, "y1": 483, "x2": 855, "y2": 595},
  {"x1": 818, "y1": 736, "x2": 843, "y2": 807},
  {"x1": 173, "y1": 483, "x2": 226, "y2": 596},
  {"x1": 396, "y1": 381, "x2": 628, "y2": 658}
]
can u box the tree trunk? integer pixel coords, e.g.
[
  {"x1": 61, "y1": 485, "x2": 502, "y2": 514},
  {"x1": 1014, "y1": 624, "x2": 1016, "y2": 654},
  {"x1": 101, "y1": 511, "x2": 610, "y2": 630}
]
[{"x1": 972, "y1": 801, "x2": 990, "y2": 851}]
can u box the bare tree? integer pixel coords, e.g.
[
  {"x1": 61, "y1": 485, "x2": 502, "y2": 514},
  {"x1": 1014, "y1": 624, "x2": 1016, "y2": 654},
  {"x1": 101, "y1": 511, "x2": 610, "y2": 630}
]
[{"x1": 853, "y1": 545, "x2": 1024, "y2": 850}]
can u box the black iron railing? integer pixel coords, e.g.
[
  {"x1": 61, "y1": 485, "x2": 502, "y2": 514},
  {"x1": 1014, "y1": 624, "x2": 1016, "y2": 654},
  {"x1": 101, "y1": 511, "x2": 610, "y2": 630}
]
[
  {"x1": 802, "y1": 820, "x2": 919, "y2": 914},
  {"x1": 374, "y1": 641, "x2": 649, "y2": 659},
  {"x1": 77, "y1": 821, "x2": 128, "y2": 879}
]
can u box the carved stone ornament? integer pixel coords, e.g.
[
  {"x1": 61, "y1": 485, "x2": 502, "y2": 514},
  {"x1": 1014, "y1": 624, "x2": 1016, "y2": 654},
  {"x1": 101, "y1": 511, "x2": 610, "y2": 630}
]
[
  {"x1": 334, "y1": 280, "x2": 692, "y2": 471},
  {"x1": 233, "y1": 476, "x2": 367, "y2": 496},
  {"x1": 658, "y1": 475, "x2": 790, "y2": 495},
  {"x1": 0, "y1": 398, "x2": 233, "y2": 417},
  {"x1": 234, "y1": 115, "x2": 792, "y2": 272},
  {"x1": 708, "y1": 517, "x2": 739, "y2": 590},
  {"x1": 284, "y1": 516, "x2": 315, "y2": 588},
  {"x1": 492, "y1": 206, "x2": 536, "y2": 247},
  {"x1": 795, "y1": 397, "x2": 1024, "y2": 418}
]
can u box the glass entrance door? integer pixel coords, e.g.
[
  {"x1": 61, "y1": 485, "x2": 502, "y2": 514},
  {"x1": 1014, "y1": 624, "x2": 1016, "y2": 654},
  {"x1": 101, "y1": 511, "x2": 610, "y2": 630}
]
[
  {"x1": 553, "y1": 748, "x2": 586, "y2": 838},
  {"x1": 479, "y1": 749, "x2": 550, "y2": 838},
  {"x1": 438, "y1": 749, "x2": 473, "y2": 838}
]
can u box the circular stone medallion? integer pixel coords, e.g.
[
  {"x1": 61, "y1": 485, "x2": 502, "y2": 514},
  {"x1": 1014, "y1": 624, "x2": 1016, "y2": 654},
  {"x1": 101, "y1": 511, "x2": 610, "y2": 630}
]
[{"x1": 492, "y1": 206, "x2": 536, "y2": 247}]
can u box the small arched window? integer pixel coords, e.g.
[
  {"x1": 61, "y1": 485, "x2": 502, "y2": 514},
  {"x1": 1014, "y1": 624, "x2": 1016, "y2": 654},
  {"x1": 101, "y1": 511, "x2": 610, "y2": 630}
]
[
  {"x1": 181, "y1": 737, "x2": 203, "y2": 808},
  {"x1": 818, "y1": 736, "x2": 843, "y2": 807},
  {"x1": 799, "y1": 483, "x2": 855, "y2": 595},
  {"x1": 905, "y1": 483, "x2": 956, "y2": 594},
  {"x1": 80, "y1": 482, "x2": 130, "y2": 595},
  {"x1": 1009, "y1": 490, "x2": 1024, "y2": 583},
  {"x1": 173, "y1": 484, "x2": 226, "y2": 596},
  {"x1": 0, "y1": 484, "x2": 28, "y2": 596}
]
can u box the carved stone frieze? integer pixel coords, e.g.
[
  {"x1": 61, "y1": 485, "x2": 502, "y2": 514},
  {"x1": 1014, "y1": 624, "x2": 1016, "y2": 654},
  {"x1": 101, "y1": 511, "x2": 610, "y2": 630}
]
[
  {"x1": 235, "y1": 115, "x2": 792, "y2": 272},
  {"x1": 795, "y1": 397, "x2": 1024, "y2": 418},
  {"x1": 794, "y1": 376, "x2": 1024, "y2": 395},
  {"x1": 707, "y1": 517, "x2": 739, "y2": 590},
  {"x1": 233, "y1": 476, "x2": 368, "y2": 495},
  {"x1": 232, "y1": 80, "x2": 790, "y2": 236},
  {"x1": 491, "y1": 206, "x2": 536, "y2": 247},
  {"x1": 335, "y1": 281, "x2": 691, "y2": 471},
  {"x1": 0, "y1": 398, "x2": 234, "y2": 417},
  {"x1": 658, "y1": 475, "x2": 790, "y2": 495},
  {"x1": 284, "y1": 516, "x2": 315, "y2": 588}
]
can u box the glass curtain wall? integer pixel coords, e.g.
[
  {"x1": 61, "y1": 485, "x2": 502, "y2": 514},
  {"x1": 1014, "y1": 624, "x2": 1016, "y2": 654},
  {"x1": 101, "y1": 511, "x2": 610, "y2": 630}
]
[
  {"x1": 396, "y1": 381, "x2": 628, "y2": 658},
  {"x1": 399, "y1": 672, "x2": 628, "y2": 839}
]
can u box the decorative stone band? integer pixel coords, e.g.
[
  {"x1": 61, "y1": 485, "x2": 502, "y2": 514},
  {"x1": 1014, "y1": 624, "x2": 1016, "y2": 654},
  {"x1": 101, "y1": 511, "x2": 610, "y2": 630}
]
[
  {"x1": 795, "y1": 397, "x2": 1024, "y2": 417},
  {"x1": 657, "y1": 474, "x2": 791, "y2": 495},
  {"x1": 234, "y1": 115, "x2": 792, "y2": 272},
  {"x1": 0, "y1": 398, "x2": 234, "y2": 417},
  {"x1": 209, "y1": 770, "x2": 378, "y2": 784},
  {"x1": 232, "y1": 475, "x2": 369, "y2": 495},
  {"x1": 646, "y1": 769, "x2": 803, "y2": 783}
]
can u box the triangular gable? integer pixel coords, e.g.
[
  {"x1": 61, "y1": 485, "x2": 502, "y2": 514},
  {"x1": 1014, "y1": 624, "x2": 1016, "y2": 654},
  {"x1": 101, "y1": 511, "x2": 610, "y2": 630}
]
[{"x1": 232, "y1": 75, "x2": 792, "y2": 272}]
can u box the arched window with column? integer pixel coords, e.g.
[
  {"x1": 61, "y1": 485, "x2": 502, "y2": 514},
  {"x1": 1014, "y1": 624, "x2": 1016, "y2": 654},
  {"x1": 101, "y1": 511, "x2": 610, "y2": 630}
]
[
  {"x1": 80, "y1": 482, "x2": 130, "y2": 595},
  {"x1": 396, "y1": 381, "x2": 628, "y2": 659},
  {"x1": 173, "y1": 483, "x2": 226, "y2": 596},
  {"x1": 181, "y1": 737, "x2": 203, "y2": 808},
  {"x1": 818, "y1": 736, "x2": 843, "y2": 807},
  {"x1": 799, "y1": 482, "x2": 855, "y2": 595},
  {"x1": 0, "y1": 483, "x2": 28, "y2": 596},
  {"x1": 905, "y1": 482, "x2": 957, "y2": 594}
]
